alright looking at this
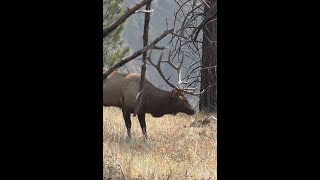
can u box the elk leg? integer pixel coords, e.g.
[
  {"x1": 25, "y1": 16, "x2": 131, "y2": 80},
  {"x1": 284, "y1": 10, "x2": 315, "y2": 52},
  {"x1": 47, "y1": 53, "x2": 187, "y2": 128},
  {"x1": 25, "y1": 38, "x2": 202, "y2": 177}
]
[
  {"x1": 122, "y1": 109, "x2": 131, "y2": 138},
  {"x1": 138, "y1": 113, "x2": 147, "y2": 139}
]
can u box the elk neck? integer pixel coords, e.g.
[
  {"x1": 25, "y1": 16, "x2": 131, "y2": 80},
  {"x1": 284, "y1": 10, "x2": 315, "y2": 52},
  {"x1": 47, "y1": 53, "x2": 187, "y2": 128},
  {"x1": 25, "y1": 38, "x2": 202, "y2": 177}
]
[{"x1": 143, "y1": 88, "x2": 173, "y2": 117}]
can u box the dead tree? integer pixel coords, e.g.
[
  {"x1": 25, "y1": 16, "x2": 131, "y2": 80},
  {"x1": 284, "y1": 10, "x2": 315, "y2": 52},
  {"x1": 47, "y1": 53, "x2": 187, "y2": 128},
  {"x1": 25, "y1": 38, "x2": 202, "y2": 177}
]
[
  {"x1": 199, "y1": 0, "x2": 216, "y2": 112},
  {"x1": 146, "y1": 49, "x2": 211, "y2": 96},
  {"x1": 134, "y1": 0, "x2": 152, "y2": 115},
  {"x1": 169, "y1": 0, "x2": 217, "y2": 112}
]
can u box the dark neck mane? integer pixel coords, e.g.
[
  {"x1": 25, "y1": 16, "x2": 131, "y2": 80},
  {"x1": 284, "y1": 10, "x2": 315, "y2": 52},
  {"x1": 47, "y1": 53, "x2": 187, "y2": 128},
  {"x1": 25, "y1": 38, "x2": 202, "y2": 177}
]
[{"x1": 144, "y1": 88, "x2": 173, "y2": 117}]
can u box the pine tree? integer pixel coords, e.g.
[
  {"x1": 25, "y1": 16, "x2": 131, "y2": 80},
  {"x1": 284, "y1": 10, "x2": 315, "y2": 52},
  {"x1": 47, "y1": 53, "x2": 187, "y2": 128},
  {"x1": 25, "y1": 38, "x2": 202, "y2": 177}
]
[{"x1": 103, "y1": 0, "x2": 130, "y2": 68}]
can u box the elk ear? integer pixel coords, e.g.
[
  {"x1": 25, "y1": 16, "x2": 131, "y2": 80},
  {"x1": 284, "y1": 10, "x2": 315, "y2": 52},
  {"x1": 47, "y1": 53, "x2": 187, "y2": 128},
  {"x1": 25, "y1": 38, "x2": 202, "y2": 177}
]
[{"x1": 170, "y1": 88, "x2": 178, "y2": 98}]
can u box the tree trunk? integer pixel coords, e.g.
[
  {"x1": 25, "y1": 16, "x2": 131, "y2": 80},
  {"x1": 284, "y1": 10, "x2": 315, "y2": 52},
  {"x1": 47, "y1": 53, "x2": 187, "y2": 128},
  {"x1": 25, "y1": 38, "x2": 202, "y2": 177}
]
[
  {"x1": 200, "y1": 0, "x2": 217, "y2": 112},
  {"x1": 134, "y1": 1, "x2": 152, "y2": 116}
]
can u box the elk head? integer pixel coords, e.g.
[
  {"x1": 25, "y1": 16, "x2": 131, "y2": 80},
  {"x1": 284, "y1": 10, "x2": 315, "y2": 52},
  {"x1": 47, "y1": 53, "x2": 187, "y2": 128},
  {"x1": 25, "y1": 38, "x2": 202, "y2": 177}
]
[{"x1": 169, "y1": 88, "x2": 195, "y2": 115}]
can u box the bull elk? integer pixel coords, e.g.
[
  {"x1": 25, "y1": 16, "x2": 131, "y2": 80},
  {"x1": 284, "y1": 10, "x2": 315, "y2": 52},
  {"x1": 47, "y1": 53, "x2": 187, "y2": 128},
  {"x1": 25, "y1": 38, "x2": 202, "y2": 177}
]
[
  {"x1": 103, "y1": 49, "x2": 207, "y2": 139},
  {"x1": 103, "y1": 71, "x2": 196, "y2": 139}
]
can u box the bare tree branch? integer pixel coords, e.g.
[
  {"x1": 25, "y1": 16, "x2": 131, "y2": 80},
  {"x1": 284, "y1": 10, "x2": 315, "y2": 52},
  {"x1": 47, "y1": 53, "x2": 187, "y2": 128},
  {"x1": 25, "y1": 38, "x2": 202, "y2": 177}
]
[
  {"x1": 201, "y1": 0, "x2": 211, "y2": 8},
  {"x1": 191, "y1": 1, "x2": 217, "y2": 41},
  {"x1": 135, "y1": 9, "x2": 154, "y2": 14},
  {"x1": 103, "y1": 28, "x2": 174, "y2": 79},
  {"x1": 103, "y1": 0, "x2": 152, "y2": 39},
  {"x1": 147, "y1": 50, "x2": 207, "y2": 96},
  {"x1": 153, "y1": 45, "x2": 168, "y2": 50}
]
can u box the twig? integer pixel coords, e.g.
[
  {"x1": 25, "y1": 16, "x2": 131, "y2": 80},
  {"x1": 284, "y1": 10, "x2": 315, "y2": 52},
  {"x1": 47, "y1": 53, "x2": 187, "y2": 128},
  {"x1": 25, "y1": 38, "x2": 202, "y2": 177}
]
[
  {"x1": 191, "y1": 1, "x2": 217, "y2": 41},
  {"x1": 201, "y1": 0, "x2": 211, "y2": 8},
  {"x1": 123, "y1": 64, "x2": 130, "y2": 73},
  {"x1": 153, "y1": 45, "x2": 168, "y2": 50},
  {"x1": 166, "y1": 18, "x2": 169, "y2": 30},
  {"x1": 184, "y1": 155, "x2": 210, "y2": 179},
  {"x1": 167, "y1": 169, "x2": 172, "y2": 180},
  {"x1": 135, "y1": 9, "x2": 154, "y2": 14},
  {"x1": 117, "y1": 164, "x2": 127, "y2": 180}
]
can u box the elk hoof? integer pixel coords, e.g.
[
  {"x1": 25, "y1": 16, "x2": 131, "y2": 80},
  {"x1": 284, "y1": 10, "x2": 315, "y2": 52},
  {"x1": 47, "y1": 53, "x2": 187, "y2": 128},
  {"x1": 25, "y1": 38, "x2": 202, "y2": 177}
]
[{"x1": 143, "y1": 135, "x2": 148, "y2": 141}]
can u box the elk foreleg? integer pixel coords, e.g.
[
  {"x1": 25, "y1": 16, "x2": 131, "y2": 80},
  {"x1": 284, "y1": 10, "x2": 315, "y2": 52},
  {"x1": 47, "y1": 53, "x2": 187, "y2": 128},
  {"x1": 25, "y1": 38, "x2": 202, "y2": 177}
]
[
  {"x1": 138, "y1": 113, "x2": 147, "y2": 139},
  {"x1": 122, "y1": 109, "x2": 132, "y2": 139}
]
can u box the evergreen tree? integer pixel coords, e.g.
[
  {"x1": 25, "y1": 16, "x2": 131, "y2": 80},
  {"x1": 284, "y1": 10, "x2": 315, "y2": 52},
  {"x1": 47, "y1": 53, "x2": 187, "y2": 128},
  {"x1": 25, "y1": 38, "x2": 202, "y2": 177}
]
[{"x1": 103, "y1": 0, "x2": 130, "y2": 68}]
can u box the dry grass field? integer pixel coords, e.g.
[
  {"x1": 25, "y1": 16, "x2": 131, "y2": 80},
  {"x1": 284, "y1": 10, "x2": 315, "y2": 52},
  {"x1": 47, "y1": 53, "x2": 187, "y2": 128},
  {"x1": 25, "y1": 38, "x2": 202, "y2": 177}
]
[{"x1": 103, "y1": 107, "x2": 217, "y2": 180}]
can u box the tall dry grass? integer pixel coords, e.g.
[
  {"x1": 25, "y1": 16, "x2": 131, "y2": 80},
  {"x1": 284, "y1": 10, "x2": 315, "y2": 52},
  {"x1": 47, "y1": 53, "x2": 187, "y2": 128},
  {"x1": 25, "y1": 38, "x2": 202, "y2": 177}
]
[{"x1": 103, "y1": 107, "x2": 217, "y2": 180}]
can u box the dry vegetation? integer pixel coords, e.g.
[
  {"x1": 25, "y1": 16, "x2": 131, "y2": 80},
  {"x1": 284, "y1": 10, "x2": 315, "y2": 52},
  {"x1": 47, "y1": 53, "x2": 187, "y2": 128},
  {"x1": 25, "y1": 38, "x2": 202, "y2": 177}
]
[{"x1": 103, "y1": 107, "x2": 217, "y2": 180}]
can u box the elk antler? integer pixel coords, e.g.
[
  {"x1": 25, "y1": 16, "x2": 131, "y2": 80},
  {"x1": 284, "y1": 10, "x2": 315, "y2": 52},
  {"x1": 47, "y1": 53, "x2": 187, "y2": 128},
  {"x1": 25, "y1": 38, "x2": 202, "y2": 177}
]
[{"x1": 147, "y1": 49, "x2": 205, "y2": 96}]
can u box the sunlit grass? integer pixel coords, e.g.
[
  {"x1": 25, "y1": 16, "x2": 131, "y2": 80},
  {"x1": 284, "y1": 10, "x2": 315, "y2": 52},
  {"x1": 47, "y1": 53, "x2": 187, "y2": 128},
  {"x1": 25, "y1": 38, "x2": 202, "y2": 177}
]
[{"x1": 103, "y1": 107, "x2": 217, "y2": 180}]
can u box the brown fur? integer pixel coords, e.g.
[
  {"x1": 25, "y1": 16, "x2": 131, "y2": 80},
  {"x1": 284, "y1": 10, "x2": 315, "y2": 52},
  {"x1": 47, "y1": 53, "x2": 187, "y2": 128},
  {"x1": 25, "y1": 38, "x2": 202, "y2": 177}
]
[{"x1": 103, "y1": 71, "x2": 195, "y2": 139}]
